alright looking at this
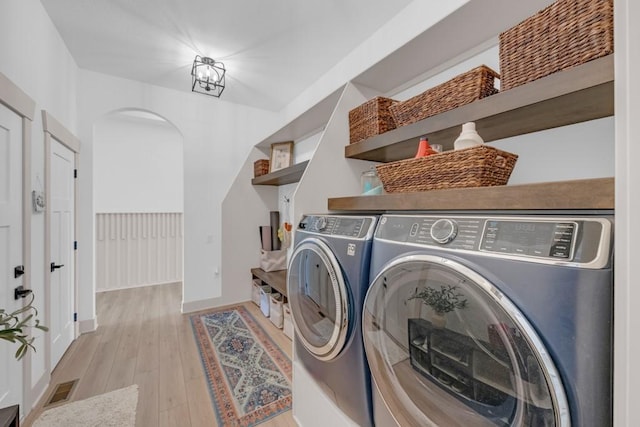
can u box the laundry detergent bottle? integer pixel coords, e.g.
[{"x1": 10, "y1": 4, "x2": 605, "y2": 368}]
[
  {"x1": 415, "y1": 136, "x2": 437, "y2": 158},
  {"x1": 454, "y1": 122, "x2": 484, "y2": 150}
]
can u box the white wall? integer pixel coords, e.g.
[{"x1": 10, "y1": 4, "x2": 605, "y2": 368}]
[
  {"x1": 291, "y1": 131, "x2": 321, "y2": 164},
  {"x1": 279, "y1": 130, "x2": 322, "y2": 224},
  {"x1": 95, "y1": 212, "x2": 183, "y2": 291},
  {"x1": 1, "y1": 2, "x2": 276, "y2": 412},
  {"x1": 76, "y1": 70, "x2": 277, "y2": 313},
  {"x1": 218, "y1": 129, "x2": 322, "y2": 309},
  {"x1": 490, "y1": 117, "x2": 614, "y2": 184},
  {"x1": 614, "y1": 0, "x2": 640, "y2": 424},
  {"x1": 94, "y1": 112, "x2": 183, "y2": 213},
  {"x1": 271, "y1": 1, "x2": 469, "y2": 140},
  {"x1": 0, "y1": 0, "x2": 79, "y2": 411}
]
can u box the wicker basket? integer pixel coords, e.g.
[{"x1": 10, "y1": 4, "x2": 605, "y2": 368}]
[
  {"x1": 499, "y1": 0, "x2": 613, "y2": 91},
  {"x1": 376, "y1": 146, "x2": 518, "y2": 193},
  {"x1": 348, "y1": 96, "x2": 398, "y2": 144},
  {"x1": 389, "y1": 66, "x2": 499, "y2": 128},
  {"x1": 254, "y1": 159, "x2": 270, "y2": 177}
]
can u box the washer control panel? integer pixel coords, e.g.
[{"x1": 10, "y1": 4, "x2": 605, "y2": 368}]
[
  {"x1": 430, "y1": 218, "x2": 458, "y2": 244},
  {"x1": 480, "y1": 220, "x2": 576, "y2": 259},
  {"x1": 299, "y1": 215, "x2": 376, "y2": 239},
  {"x1": 377, "y1": 216, "x2": 482, "y2": 250},
  {"x1": 375, "y1": 214, "x2": 612, "y2": 267}
]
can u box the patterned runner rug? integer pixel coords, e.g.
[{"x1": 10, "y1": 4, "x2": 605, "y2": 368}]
[{"x1": 190, "y1": 305, "x2": 292, "y2": 426}]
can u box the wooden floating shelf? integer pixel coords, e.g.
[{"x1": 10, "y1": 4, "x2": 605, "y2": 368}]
[
  {"x1": 345, "y1": 55, "x2": 614, "y2": 162},
  {"x1": 251, "y1": 160, "x2": 309, "y2": 186},
  {"x1": 251, "y1": 268, "x2": 287, "y2": 297},
  {"x1": 327, "y1": 177, "x2": 614, "y2": 211}
]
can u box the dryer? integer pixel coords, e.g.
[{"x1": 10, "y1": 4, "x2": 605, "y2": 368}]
[
  {"x1": 363, "y1": 212, "x2": 613, "y2": 427},
  {"x1": 288, "y1": 214, "x2": 377, "y2": 427}
]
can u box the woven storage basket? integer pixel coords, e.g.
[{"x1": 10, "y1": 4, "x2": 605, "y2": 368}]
[
  {"x1": 376, "y1": 146, "x2": 518, "y2": 193},
  {"x1": 348, "y1": 96, "x2": 398, "y2": 144},
  {"x1": 389, "y1": 66, "x2": 499, "y2": 127},
  {"x1": 254, "y1": 159, "x2": 270, "y2": 177},
  {"x1": 499, "y1": 0, "x2": 613, "y2": 91}
]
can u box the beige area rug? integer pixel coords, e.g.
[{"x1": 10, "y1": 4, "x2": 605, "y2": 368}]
[{"x1": 33, "y1": 384, "x2": 138, "y2": 427}]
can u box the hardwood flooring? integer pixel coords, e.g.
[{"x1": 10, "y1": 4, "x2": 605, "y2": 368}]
[{"x1": 23, "y1": 282, "x2": 296, "y2": 427}]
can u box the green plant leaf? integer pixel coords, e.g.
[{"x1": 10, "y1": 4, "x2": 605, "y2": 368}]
[
  {"x1": 408, "y1": 284, "x2": 468, "y2": 314},
  {"x1": 1, "y1": 293, "x2": 48, "y2": 360}
]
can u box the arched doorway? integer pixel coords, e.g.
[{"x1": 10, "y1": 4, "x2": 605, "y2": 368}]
[{"x1": 93, "y1": 109, "x2": 184, "y2": 293}]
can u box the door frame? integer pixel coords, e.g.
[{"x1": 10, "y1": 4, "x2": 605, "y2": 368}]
[
  {"x1": 0, "y1": 73, "x2": 36, "y2": 411},
  {"x1": 42, "y1": 111, "x2": 80, "y2": 376}
]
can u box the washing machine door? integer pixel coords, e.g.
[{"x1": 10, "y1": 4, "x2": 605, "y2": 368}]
[
  {"x1": 363, "y1": 254, "x2": 570, "y2": 427},
  {"x1": 288, "y1": 238, "x2": 349, "y2": 361}
]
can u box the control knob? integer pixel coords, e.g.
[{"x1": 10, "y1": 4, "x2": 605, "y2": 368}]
[
  {"x1": 430, "y1": 219, "x2": 458, "y2": 244},
  {"x1": 315, "y1": 216, "x2": 327, "y2": 231}
]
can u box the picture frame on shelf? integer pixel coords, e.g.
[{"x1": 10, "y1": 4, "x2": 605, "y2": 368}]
[{"x1": 269, "y1": 141, "x2": 294, "y2": 173}]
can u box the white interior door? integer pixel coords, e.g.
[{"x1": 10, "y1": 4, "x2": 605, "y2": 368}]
[
  {"x1": 50, "y1": 139, "x2": 74, "y2": 369},
  {"x1": 0, "y1": 104, "x2": 23, "y2": 408}
]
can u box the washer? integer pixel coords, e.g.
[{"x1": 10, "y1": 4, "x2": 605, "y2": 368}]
[
  {"x1": 288, "y1": 214, "x2": 377, "y2": 427},
  {"x1": 363, "y1": 212, "x2": 613, "y2": 427}
]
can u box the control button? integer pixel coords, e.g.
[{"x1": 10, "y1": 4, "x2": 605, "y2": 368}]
[
  {"x1": 410, "y1": 223, "x2": 419, "y2": 237},
  {"x1": 316, "y1": 217, "x2": 327, "y2": 231},
  {"x1": 430, "y1": 219, "x2": 458, "y2": 244}
]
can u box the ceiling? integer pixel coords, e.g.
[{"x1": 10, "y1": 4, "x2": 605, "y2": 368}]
[{"x1": 40, "y1": 0, "x2": 414, "y2": 111}]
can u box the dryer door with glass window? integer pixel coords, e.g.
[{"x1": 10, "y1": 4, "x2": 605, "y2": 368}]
[
  {"x1": 362, "y1": 255, "x2": 570, "y2": 427},
  {"x1": 288, "y1": 238, "x2": 350, "y2": 361}
]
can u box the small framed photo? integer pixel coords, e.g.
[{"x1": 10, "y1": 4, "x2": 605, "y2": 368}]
[{"x1": 269, "y1": 141, "x2": 294, "y2": 173}]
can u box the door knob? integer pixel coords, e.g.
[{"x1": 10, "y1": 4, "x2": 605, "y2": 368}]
[
  {"x1": 14, "y1": 285, "x2": 33, "y2": 300},
  {"x1": 51, "y1": 262, "x2": 65, "y2": 272},
  {"x1": 14, "y1": 265, "x2": 25, "y2": 278}
]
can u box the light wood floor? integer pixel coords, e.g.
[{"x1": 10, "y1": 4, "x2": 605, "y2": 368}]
[{"x1": 23, "y1": 282, "x2": 296, "y2": 427}]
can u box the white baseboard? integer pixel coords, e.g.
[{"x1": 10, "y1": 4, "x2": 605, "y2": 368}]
[
  {"x1": 181, "y1": 297, "x2": 220, "y2": 314},
  {"x1": 181, "y1": 293, "x2": 255, "y2": 314},
  {"x1": 29, "y1": 375, "x2": 50, "y2": 411},
  {"x1": 78, "y1": 317, "x2": 97, "y2": 333},
  {"x1": 96, "y1": 280, "x2": 180, "y2": 294}
]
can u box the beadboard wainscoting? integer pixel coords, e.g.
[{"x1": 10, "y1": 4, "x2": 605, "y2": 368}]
[{"x1": 96, "y1": 213, "x2": 183, "y2": 292}]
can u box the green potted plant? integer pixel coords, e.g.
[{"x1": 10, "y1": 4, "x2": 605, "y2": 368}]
[
  {"x1": 1, "y1": 294, "x2": 48, "y2": 360},
  {"x1": 408, "y1": 284, "x2": 468, "y2": 328}
]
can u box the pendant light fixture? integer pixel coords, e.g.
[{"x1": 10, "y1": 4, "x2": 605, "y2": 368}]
[{"x1": 191, "y1": 55, "x2": 226, "y2": 97}]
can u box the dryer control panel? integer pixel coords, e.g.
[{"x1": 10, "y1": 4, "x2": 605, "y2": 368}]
[
  {"x1": 299, "y1": 215, "x2": 376, "y2": 239},
  {"x1": 376, "y1": 214, "x2": 612, "y2": 267}
]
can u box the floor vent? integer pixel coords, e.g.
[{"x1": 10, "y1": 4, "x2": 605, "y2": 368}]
[{"x1": 45, "y1": 379, "x2": 78, "y2": 406}]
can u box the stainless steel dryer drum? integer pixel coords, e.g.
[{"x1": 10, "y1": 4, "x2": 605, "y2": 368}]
[
  {"x1": 288, "y1": 214, "x2": 378, "y2": 427},
  {"x1": 363, "y1": 213, "x2": 613, "y2": 427}
]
